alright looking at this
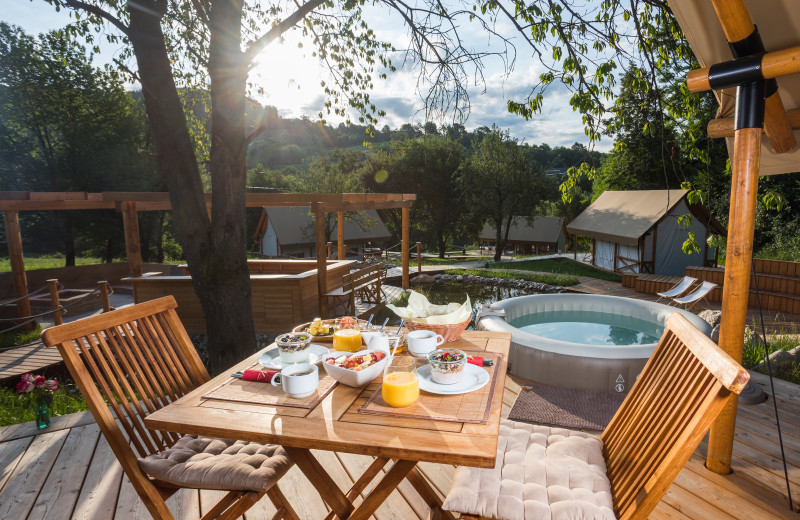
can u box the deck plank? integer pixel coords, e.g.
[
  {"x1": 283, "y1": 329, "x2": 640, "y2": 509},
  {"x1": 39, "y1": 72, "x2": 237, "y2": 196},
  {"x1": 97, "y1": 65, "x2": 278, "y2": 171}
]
[
  {"x1": 70, "y1": 436, "x2": 124, "y2": 520},
  {"x1": 0, "y1": 435, "x2": 33, "y2": 492},
  {"x1": 27, "y1": 423, "x2": 101, "y2": 520},
  {"x1": 0, "y1": 428, "x2": 69, "y2": 520}
]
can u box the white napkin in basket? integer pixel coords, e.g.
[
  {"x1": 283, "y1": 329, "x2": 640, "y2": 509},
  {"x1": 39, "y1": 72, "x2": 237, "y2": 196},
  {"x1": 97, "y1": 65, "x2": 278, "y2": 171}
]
[{"x1": 386, "y1": 290, "x2": 471, "y2": 324}]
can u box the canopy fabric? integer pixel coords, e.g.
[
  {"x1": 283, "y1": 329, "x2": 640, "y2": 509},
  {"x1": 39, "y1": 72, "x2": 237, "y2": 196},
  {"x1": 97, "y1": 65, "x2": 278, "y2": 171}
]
[
  {"x1": 669, "y1": 0, "x2": 800, "y2": 175},
  {"x1": 566, "y1": 189, "x2": 688, "y2": 246}
]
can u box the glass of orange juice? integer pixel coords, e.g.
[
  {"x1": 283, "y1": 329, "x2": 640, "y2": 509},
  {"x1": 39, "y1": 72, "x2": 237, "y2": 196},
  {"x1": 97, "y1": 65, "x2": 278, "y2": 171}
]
[
  {"x1": 382, "y1": 356, "x2": 419, "y2": 407},
  {"x1": 333, "y1": 316, "x2": 363, "y2": 352}
]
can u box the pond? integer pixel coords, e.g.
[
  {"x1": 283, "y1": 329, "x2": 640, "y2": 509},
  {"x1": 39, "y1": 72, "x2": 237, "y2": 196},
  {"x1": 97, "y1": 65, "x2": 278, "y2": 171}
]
[{"x1": 372, "y1": 282, "x2": 542, "y2": 327}]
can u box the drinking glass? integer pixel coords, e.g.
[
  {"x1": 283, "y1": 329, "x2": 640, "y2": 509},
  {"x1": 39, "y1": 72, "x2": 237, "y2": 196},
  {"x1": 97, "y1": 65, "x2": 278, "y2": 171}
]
[
  {"x1": 333, "y1": 316, "x2": 363, "y2": 352},
  {"x1": 381, "y1": 356, "x2": 419, "y2": 407}
]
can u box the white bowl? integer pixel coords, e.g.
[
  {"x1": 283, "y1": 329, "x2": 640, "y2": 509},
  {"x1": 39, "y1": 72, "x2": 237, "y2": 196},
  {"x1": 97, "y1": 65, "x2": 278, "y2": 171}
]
[{"x1": 321, "y1": 350, "x2": 390, "y2": 387}]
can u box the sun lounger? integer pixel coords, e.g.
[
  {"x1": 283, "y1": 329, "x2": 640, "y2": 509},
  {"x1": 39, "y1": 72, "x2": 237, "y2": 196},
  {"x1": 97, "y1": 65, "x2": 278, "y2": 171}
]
[
  {"x1": 656, "y1": 276, "x2": 698, "y2": 303},
  {"x1": 670, "y1": 280, "x2": 717, "y2": 310}
]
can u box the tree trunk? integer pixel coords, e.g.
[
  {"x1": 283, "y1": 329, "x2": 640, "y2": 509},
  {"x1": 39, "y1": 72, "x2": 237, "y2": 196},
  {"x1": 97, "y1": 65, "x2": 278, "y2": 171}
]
[
  {"x1": 105, "y1": 238, "x2": 114, "y2": 263},
  {"x1": 156, "y1": 212, "x2": 165, "y2": 263},
  {"x1": 63, "y1": 215, "x2": 75, "y2": 267},
  {"x1": 127, "y1": 0, "x2": 255, "y2": 374},
  {"x1": 493, "y1": 214, "x2": 504, "y2": 263}
]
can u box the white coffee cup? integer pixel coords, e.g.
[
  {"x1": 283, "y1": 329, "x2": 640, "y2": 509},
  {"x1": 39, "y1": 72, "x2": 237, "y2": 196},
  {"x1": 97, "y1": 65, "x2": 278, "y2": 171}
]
[
  {"x1": 271, "y1": 363, "x2": 319, "y2": 398},
  {"x1": 407, "y1": 330, "x2": 445, "y2": 356}
]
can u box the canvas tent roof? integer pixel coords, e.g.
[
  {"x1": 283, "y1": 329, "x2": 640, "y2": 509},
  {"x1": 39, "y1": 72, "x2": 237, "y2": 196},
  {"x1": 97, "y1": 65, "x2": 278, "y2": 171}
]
[
  {"x1": 256, "y1": 206, "x2": 391, "y2": 246},
  {"x1": 669, "y1": 0, "x2": 800, "y2": 175},
  {"x1": 566, "y1": 189, "x2": 724, "y2": 247},
  {"x1": 480, "y1": 216, "x2": 564, "y2": 243}
]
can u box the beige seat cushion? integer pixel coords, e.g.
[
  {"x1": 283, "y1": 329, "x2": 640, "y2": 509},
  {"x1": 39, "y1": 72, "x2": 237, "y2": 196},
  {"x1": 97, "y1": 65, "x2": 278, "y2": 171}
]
[
  {"x1": 443, "y1": 420, "x2": 616, "y2": 520},
  {"x1": 139, "y1": 435, "x2": 292, "y2": 491}
]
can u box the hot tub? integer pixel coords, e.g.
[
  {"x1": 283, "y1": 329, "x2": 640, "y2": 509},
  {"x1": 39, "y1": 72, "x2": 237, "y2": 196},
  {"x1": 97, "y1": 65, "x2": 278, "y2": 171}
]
[{"x1": 477, "y1": 294, "x2": 711, "y2": 393}]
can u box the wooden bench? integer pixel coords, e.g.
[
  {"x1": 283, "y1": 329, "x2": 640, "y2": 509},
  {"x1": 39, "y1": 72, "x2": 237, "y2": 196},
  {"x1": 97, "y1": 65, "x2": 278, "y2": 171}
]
[{"x1": 325, "y1": 264, "x2": 386, "y2": 316}]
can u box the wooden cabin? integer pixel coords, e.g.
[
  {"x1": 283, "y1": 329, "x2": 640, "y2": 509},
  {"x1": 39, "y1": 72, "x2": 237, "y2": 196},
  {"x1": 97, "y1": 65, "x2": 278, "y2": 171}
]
[
  {"x1": 479, "y1": 216, "x2": 566, "y2": 255},
  {"x1": 253, "y1": 206, "x2": 391, "y2": 258}
]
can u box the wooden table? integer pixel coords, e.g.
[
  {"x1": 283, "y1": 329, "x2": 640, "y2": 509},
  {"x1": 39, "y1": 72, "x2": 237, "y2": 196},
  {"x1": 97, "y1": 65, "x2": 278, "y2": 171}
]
[{"x1": 144, "y1": 330, "x2": 511, "y2": 520}]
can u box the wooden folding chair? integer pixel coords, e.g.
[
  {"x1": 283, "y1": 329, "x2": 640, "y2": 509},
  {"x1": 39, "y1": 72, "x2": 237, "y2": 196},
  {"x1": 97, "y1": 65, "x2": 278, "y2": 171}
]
[
  {"x1": 670, "y1": 280, "x2": 717, "y2": 310},
  {"x1": 443, "y1": 313, "x2": 749, "y2": 520},
  {"x1": 41, "y1": 296, "x2": 299, "y2": 520},
  {"x1": 655, "y1": 276, "x2": 697, "y2": 303}
]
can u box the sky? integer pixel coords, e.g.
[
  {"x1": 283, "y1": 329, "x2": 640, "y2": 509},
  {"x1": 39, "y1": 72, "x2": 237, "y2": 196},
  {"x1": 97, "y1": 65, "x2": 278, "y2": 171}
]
[{"x1": 4, "y1": 0, "x2": 611, "y2": 151}]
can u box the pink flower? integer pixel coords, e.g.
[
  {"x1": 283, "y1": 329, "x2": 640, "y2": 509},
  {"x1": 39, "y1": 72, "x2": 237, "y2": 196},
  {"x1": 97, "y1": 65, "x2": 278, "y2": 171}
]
[
  {"x1": 16, "y1": 380, "x2": 34, "y2": 393},
  {"x1": 34, "y1": 376, "x2": 46, "y2": 389},
  {"x1": 45, "y1": 379, "x2": 58, "y2": 391},
  {"x1": 21, "y1": 373, "x2": 35, "y2": 383}
]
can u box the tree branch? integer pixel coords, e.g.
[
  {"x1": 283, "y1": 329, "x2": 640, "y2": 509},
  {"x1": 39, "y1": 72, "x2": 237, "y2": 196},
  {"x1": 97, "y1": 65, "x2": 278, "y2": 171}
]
[
  {"x1": 243, "y1": 0, "x2": 327, "y2": 66},
  {"x1": 64, "y1": 0, "x2": 131, "y2": 37}
]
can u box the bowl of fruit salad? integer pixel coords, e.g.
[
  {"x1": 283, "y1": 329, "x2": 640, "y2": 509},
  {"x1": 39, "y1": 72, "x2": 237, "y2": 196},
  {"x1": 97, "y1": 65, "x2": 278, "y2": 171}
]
[
  {"x1": 427, "y1": 348, "x2": 467, "y2": 385},
  {"x1": 321, "y1": 350, "x2": 389, "y2": 387}
]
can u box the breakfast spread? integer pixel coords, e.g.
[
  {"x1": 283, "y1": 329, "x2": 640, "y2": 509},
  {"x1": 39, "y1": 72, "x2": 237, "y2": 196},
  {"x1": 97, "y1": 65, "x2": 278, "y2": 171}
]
[{"x1": 325, "y1": 351, "x2": 386, "y2": 371}]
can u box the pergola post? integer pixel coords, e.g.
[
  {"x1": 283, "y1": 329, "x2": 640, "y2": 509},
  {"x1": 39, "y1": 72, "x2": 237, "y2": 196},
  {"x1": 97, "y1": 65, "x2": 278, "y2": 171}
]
[
  {"x1": 707, "y1": 124, "x2": 763, "y2": 474},
  {"x1": 121, "y1": 201, "x2": 143, "y2": 276},
  {"x1": 3, "y1": 210, "x2": 31, "y2": 324},
  {"x1": 416, "y1": 242, "x2": 422, "y2": 273},
  {"x1": 314, "y1": 204, "x2": 329, "y2": 317},
  {"x1": 401, "y1": 206, "x2": 410, "y2": 290},
  {"x1": 337, "y1": 211, "x2": 345, "y2": 260}
]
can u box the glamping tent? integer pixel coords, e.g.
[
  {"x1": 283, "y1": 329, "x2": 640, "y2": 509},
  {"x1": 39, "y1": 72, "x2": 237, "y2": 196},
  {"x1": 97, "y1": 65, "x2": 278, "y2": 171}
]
[
  {"x1": 566, "y1": 190, "x2": 725, "y2": 276},
  {"x1": 669, "y1": 0, "x2": 800, "y2": 479},
  {"x1": 253, "y1": 206, "x2": 391, "y2": 258},
  {"x1": 479, "y1": 216, "x2": 566, "y2": 255}
]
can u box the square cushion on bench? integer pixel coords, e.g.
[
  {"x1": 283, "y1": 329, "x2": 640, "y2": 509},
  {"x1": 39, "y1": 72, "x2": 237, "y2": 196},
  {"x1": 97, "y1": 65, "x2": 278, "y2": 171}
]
[
  {"x1": 442, "y1": 419, "x2": 615, "y2": 520},
  {"x1": 139, "y1": 435, "x2": 293, "y2": 492}
]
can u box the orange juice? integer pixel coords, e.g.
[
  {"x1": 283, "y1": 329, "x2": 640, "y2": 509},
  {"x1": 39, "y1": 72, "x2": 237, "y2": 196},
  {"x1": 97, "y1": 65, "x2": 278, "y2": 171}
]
[
  {"x1": 382, "y1": 371, "x2": 419, "y2": 407},
  {"x1": 333, "y1": 329, "x2": 362, "y2": 352}
]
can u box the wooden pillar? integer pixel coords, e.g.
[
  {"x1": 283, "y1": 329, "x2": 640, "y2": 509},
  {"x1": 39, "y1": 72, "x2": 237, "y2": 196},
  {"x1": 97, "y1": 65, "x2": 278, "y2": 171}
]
[
  {"x1": 591, "y1": 239, "x2": 596, "y2": 266},
  {"x1": 337, "y1": 211, "x2": 345, "y2": 260},
  {"x1": 401, "y1": 206, "x2": 410, "y2": 290},
  {"x1": 98, "y1": 281, "x2": 111, "y2": 312},
  {"x1": 3, "y1": 210, "x2": 31, "y2": 323},
  {"x1": 47, "y1": 279, "x2": 62, "y2": 326},
  {"x1": 573, "y1": 236, "x2": 577, "y2": 260},
  {"x1": 121, "y1": 201, "x2": 143, "y2": 276},
  {"x1": 707, "y1": 127, "x2": 763, "y2": 474},
  {"x1": 327, "y1": 242, "x2": 332, "y2": 259},
  {"x1": 416, "y1": 242, "x2": 422, "y2": 273},
  {"x1": 314, "y1": 205, "x2": 329, "y2": 317}
]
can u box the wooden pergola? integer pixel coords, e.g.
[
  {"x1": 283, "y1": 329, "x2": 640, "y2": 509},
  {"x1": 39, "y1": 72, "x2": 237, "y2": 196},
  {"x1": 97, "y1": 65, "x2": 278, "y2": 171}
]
[{"x1": 1, "y1": 191, "x2": 415, "y2": 320}]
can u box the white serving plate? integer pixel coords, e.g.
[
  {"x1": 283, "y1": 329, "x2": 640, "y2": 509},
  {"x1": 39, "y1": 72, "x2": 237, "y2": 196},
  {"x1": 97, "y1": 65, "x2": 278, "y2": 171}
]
[
  {"x1": 320, "y1": 350, "x2": 389, "y2": 387},
  {"x1": 258, "y1": 344, "x2": 330, "y2": 369},
  {"x1": 416, "y1": 364, "x2": 490, "y2": 395}
]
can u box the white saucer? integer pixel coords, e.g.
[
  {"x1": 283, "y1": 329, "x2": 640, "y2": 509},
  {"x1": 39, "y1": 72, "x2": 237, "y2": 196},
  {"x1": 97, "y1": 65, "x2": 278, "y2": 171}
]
[
  {"x1": 258, "y1": 344, "x2": 330, "y2": 369},
  {"x1": 416, "y1": 364, "x2": 491, "y2": 395}
]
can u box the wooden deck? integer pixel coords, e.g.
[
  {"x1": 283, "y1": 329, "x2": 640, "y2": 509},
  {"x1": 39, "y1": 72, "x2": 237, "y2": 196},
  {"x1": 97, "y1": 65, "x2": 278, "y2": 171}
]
[{"x1": 1, "y1": 371, "x2": 796, "y2": 519}]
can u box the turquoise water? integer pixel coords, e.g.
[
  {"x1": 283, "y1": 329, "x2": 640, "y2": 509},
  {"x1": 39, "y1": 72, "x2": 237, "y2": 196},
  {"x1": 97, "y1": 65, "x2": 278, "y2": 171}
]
[{"x1": 510, "y1": 310, "x2": 663, "y2": 346}]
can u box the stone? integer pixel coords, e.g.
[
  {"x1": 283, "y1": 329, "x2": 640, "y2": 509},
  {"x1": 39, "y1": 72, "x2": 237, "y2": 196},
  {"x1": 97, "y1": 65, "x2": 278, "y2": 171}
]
[
  {"x1": 756, "y1": 349, "x2": 795, "y2": 372},
  {"x1": 411, "y1": 273, "x2": 436, "y2": 284},
  {"x1": 698, "y1": 310, "x2": 722, "y2": 328}
]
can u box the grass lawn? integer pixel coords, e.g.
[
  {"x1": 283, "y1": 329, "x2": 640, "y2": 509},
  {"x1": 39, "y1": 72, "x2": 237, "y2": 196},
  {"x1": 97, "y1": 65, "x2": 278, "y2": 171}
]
[
  {"x1": 0, "y1": 385, "x2": 88, "y2": 427},
  {"x1": 0, "y1": 254, "x2": 106, "y2": 273},
  {"x1": 490, "y1": 257, "x2": 622, "y2": 282},
  {"x1": 0, "y1": 326, "x2": 43, "y2": 349},
  {"x1": 445, "y1": 268, "x2": 579, "y2": 286}
]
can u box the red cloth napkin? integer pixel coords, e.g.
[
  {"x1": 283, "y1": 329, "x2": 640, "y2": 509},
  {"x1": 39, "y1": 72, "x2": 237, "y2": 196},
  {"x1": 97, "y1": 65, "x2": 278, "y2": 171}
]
[
  {"x1": 242, "y1": 369, "x2": 278, "y2": 382},
  {"x1": 467, "y1": 356, "x2": 484, "y2": 367}
]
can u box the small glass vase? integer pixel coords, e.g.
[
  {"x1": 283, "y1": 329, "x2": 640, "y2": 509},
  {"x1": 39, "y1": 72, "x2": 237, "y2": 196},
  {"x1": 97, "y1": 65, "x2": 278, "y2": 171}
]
[{"x1": 34, "y1": 394, "x2": 53, "y2": 429}]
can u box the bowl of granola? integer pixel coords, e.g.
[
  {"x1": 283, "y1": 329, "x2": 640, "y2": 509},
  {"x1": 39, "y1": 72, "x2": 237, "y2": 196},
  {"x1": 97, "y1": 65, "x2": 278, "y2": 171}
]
[
  {"x1": 426, "y1": 348, "x2": 467, "y2": 384},
  {"x1": 275, "y1": 332, "x2": 313, "y2": 364}
]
